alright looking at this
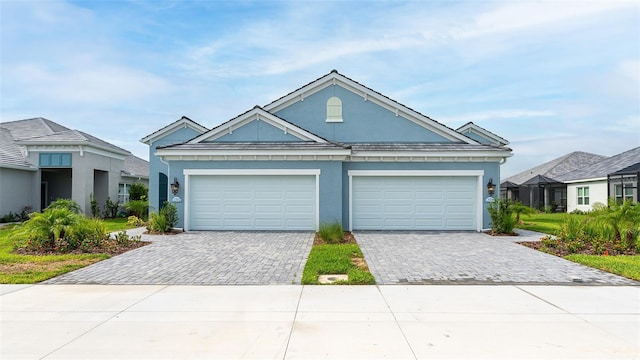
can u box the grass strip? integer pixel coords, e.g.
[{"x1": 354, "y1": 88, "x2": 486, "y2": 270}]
[
  {"x1": 302, "y1": 243, "x2": 375, "y2": 285},
  {"x1": 565, "y1": 254, "x2": 640, "y2": 281}
]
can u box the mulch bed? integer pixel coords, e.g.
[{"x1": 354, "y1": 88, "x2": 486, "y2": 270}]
[
  {"x1": 518, "y1": 240, "x2": 638, "y2": 257},
  {"x1": 14, "y1": 239, "x2": 150, "y2": 256}
]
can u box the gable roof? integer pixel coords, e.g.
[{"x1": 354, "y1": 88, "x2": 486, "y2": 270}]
[
  {"x1": 503, "y1": 151, "x2": 607, "y2": 185},
  {"x1": 263, "y1": 70, "x2": 480, "y2": 145},
  {"x1": 0, "y1": 117, "x2": 71, "y2": 140},
  {"x1": 140, "y1": 116, "x2": 208, "y2": 144},
  {"x1": 456, "y1": 122, "x2": 509, "y2": 146},
  {"x1": 188, "y1": 106, "x2": 329, "y2": 144},
  {"x1": 610, "y1": 162, "x2": 640, "y2": 176},
  {"x1": 556, "y1": 147, "x2": 640, "y2": 182}
]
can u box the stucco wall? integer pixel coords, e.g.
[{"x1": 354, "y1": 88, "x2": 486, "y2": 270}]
[
  {"x1": 0, "y1": 167, "x2": 35, "y2": 216},
  {"x1": 566, "y1": 180, "x2": 608, "y2": 213},
  {"x1": 274, "y1": 85, "x2": 450, "y2": 143}
]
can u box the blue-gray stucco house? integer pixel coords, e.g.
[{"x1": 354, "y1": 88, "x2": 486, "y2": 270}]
[{"x1": 142, "y1": 70, "x2": 512, "y2": 231}]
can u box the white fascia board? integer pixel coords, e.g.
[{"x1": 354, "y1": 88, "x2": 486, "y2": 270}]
[
  {"x1": 184, "y1": 169, "x2": 321, "y2": 176},
  {"x1": 141, "y1": 119, "x2": 208, "y2": 144},
  {"x1": 564, "y1": 177, "x2": 607, "y2": 184},
  {"x1": 352, "y1": 150, "x2": 512, "y2": 159},
  {"x1": 264, "y1": 72, "x2": 477, "y2": 144},
  {"x1": 0, "y1": 163, "x2": 38, "y2": 171},
  {"x1": 23, "y1": 144, "x2": 129, "y2": 160},
  {"x1": 348, "y1": 170, "x2": 484, "y2": 177},
  {"x1": 188, "y1": 108, "x2": 326, "y2": 144},
  {"x1": 457, "y1": 123, "x2": 509, "y2": 146},
  {"x1": 155, "y1": 148, "x2": 351, "y2": 157}
]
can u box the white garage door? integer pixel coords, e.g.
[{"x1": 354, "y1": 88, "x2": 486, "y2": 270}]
[
  {"x1": 188, "y1": 175, "x2": 316, "y2": 230},
  {"x1": 351, "y1": 176, "x2": 477, "y2": 230}
]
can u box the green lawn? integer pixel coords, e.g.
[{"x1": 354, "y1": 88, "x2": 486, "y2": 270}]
[
  {"x1": 302, "y1": 243, "x2": 375, "y2": 285},
  {"x1": 516, "y1": 212, "x2": 640, "y2": 281},
  {"x1": 516, "y1": 212, "x2": 569, "y2": 235},
  {"x1": 0, "y1": 225, "x2": 109, "y2": 283},
  {"x1": 0, "y1": 219, "x2": 132, "y2": 284},
  {"x1": 565, "y1": 254, "x2": 640, "y2": 281}
]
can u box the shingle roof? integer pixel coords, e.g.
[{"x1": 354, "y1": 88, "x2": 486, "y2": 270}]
[
  {"x1": 0, "y1": 127, "x2": 35, "y2": 169},
  {"x1": 0, "y1": 117, "x2": 71, "y2": 140},
  {"x1": 610, "y1": 162, "x2": 640, "y2": 176},
  {"x1": 349, "y1": 143, "x2": 510, "y2": 152},
  {"x1": 123, "y1": 154, "x2": 150, "y2": 178},
  {"x1": 555, "y1": 147, "x2": 640, "y2": 182},
  {"x1": 503, "y1": 151, "x2": 607, "y2": 185},
  {"x1": 1, "y1": 118, "x2": 148, "y2": 176}
]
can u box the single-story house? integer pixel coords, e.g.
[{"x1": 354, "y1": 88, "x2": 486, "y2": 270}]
[
  {"x1": 555, "y1": 147, "x2": 640, "y2": 212},
  {"x1": 142, "y1": 70, "x2": 512, "y2": 231},
  {"x1": 501, "y1": 151, "x2": 607, "y2": 211},
  {"x1": 0, "y1": 118, "x2": 149, "y2": 217},
  {"x1": 502, "y1": 147, "x2": 640, "y2": 212}
]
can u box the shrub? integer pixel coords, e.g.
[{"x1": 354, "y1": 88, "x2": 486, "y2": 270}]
[
  {"x1": 90, "y1": 193, "x2": 100, "y2": 218},
  {"x1": 18, "y1": 208, "x2": 80, "y2": 250},
  {"x1": 46, "y1": 198, "x2": 82, "y2": 214},
  {"x1": 128, "y1": 182, "x2": 148, "y2": 201},
  {"x1": 147, "y1": 212, "x2": 170, "y2": 233},
  {"x1": 124, "y1": 200, "x2": 149, "y2": 220},
  {"x1": 160, "y1": 202, "x2": 178, "y2": 229},
  {"x1": 318, "y1": 222, "x2": 344, "y2": 244},
  {"x1": 113, "y1": 230, "x2": 141, "y2": 246},
  {"x1": 511, "y1": 201, "x2": 536, "y2": 223},
  {"x1": 487, "y1": 198, "x2": 516, "y2": 234},
  {"x1": 1, "y1": 211, "x2": 21, "y2": 223},
  {"x1": 127, "y1": 215, "x2": 145, "y2": 227},
  {"x1": 103, "y1": 197, "x2": 119, "y2": 219}
]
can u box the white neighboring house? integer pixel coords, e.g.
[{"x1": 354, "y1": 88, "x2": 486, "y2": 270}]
[
  {"x1": 0, "y1": 118, "x2": 149, "y2": 217},
  {"x1": 556, "y1": 147, "x2": 640, "y2": 212}
]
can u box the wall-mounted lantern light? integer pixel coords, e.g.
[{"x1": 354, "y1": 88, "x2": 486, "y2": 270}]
[
  {"x1": 486, "y1": 178, "x2": 495, "y2": 196},
  {"x1": 171, "y1": 177, "x2": 180, "y2": 195}
]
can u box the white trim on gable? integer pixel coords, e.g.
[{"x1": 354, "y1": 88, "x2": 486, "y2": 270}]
[
  {"x1": 187, "y1": 107, "x2": 328, "y2": 144},
  {"x1": 457, "y1": 122, "x2": 509, "y2": 146},
  {"x1": 140, "y1": 117, "x2": 208, "y2": 145},
  {"x1": 264, "y1": 71, "x2": 478, "y2": 144}
]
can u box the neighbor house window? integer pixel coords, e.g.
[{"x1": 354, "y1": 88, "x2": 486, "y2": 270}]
[
  {"x1": 39, "y1": 153, "x2": 72, "y2": 167},
  {"x1": 326, "y1": 96, "x2": 343, "y2": 122},
  {"x1": 577, "y1": 186, "x2": 589, "y2": 205},
  {"x1": 118, "y1": 183, "x2": 130, "y2": 204},
  {"x1": 615, "y1": 184, "x2": 634, "y2": 203}
]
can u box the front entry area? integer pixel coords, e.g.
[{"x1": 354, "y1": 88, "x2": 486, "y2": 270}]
[{"x1": 185, "y1": 170, "x2": 319, "y2": 231}]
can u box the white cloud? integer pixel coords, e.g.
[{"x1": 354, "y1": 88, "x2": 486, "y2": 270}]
[{"x1": 439, "y1": 109, "x2": 555, "y2": 124}]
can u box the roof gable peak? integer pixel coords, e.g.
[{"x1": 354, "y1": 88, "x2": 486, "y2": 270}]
[{"x1": 140, "y1": 116, "x2": 208, "y2": 144}]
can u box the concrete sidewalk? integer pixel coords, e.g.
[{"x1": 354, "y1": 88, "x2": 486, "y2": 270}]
[{"x1": 1, "y1": 285, "x2": 638, "y2": 359}]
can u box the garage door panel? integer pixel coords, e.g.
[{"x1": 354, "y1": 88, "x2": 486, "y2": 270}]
[
  {"x1": 352, "y1": 176, "x2": 477, "y2": 230},
  {"x1": 189, "y1": 174, "x2": 316, "y2": 230}
]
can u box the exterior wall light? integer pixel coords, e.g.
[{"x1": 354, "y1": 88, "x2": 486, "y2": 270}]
[
  {"x1": 487, "y1": 178, "x2": 495, "y2": 196},
  {"x1": 171, "y1": 177, "x2": 180, "y2": 195}
]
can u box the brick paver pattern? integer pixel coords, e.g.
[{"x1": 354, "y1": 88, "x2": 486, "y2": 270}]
[
  {"x1": 355, "y1": 231, "x2": 639, "y2": 285},
  {"x1": 44, "y1": 231, "x2": 315, "y2": 285}
]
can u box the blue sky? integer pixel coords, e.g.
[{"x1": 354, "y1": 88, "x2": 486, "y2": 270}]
[{"x1": 1, "y1": 0, "x2": 638, "y2": 179}]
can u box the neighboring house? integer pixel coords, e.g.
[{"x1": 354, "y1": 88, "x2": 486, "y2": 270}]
[
  {"x1": 0, "y1": 118, "x2": 149, "y2": 217},
  {"x1": 501, "y1": 151, "x2": 607, "y2": 211},
  {"x1": 555, "y1": 147, "x2": 640, "y2": 212},
  {"x1": 142, "y1": 70, "x2": 512, "y2": 231}
]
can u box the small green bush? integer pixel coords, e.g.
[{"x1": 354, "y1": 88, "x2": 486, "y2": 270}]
[
  {"x1": 487, "y1": 198, "x2": 516, "y2": 234},
  {"x1": 1, "y1": 211, "x2": 21, "y2": 223},
  {"x1": 104, "y1": 197, "x2": 119, "y2": 219},
  {"x1": 318, "y1": 222, "x2": 344, "y2": 244},
  {"x1": 90, "y1": 193, "x2": 100, "y2": 218},
  {"x1": 160, "y1": 202, "x2": 178, "y2": 229},
  {"x1": 46, "y1": 199, "x2": 82, "y2": 214},
  {"x1": 113, "y1": 230, "x2": 141, "y2": 246},
  {"x1": 128, "y1": 182, "x2": 148, "y2": 201},
  {"x1": 147, "y1": 212, "x2": 170, "y2": 233},
  {"x1": 124, "y1": 200, "x2": 149, "y2": 220},
  {"x1": 127, "y1": 215, "x2": 145, "y2": 227}
]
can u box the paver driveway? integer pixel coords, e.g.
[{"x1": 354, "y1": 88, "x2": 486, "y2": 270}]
[
  {"x1": 44, "y1": 231, "x2": 315, "y2": 285},
  {"x1": 355, "y1": 231, "x2": 639, "y2": 285}
]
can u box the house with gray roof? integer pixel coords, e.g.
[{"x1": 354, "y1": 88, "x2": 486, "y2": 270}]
[
  {"x1": 501, "y1": 147, "x2": 640, "y2": 212},
  {"x1": 143, "y1": 70, "x2": 512, "y2": 232},
  {"x1": 501, "y1": 151, "x2": 607, "y2": 211},
  {"x1": 0, "y1": 118, "x2": 149, "y2": 217},
  {"x1": 555, "y1": 147, "x2": 640, "y2": 212}
]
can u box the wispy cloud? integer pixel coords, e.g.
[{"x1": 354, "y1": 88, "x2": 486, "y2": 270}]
[{"x1": 439, "y1": 109, "x2": 555, "y2": 124}]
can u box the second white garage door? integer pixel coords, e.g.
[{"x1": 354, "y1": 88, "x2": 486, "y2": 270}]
[
  {"x1": 351, "y1": 175, "x2": 478, "y2": 230},
  {"x1": 187, "y1": 174, "x2": 316, "y2": 231}
]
